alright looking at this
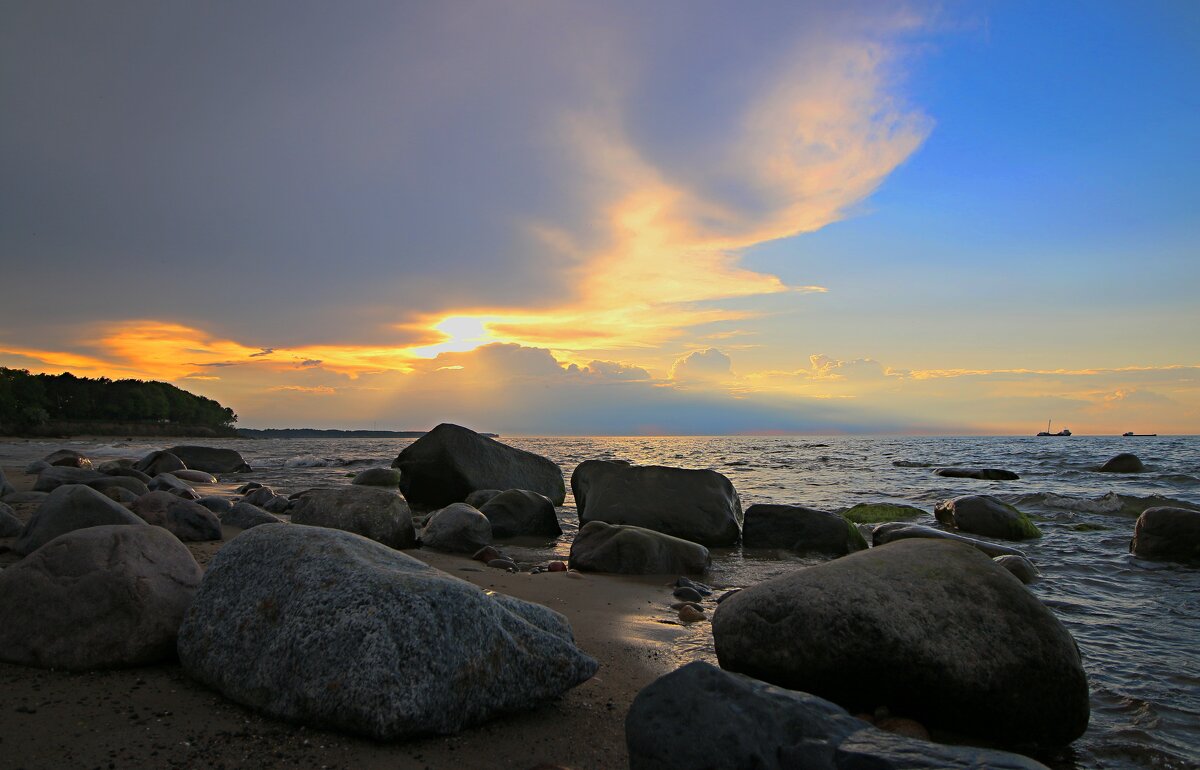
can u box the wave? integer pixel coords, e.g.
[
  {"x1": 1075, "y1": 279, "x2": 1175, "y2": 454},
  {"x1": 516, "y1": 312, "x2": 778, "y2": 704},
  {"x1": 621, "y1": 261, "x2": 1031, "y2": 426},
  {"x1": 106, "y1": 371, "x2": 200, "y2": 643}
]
[
  {"x1": 1016, "y1": 491, "x2": 1200, "y2": 517},
  {"x1": 281, "y1": 455, "x2": 381, "y2": 469},
  {"x1": 892, "y1": 460, "x2": 935, "y2": 468}
]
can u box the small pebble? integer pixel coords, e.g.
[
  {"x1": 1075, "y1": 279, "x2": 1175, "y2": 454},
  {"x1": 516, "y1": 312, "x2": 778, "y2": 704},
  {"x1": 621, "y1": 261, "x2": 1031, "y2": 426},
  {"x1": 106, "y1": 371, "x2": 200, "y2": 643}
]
[
  {"x1": 878, "y1": 717, "x2": 931, "y2": 741},
  {"x1": 566, "y1": 570, "x2": 584, "y2": 579},
  {"x1": 547, "y1": 561, "x2": 567, "y2": 572},
  {"x1": 678, "y1": 605, "x2": 706, "y2": 623},
  {"x1": 472, "y1": 546, "x2": 502, "y2": 563},
  {"x1": 486, "y1": 558, "x2": 517, "y2": 570},
  {"x1": 676, "y1": 576, "x2": 713, "y2": 596}
]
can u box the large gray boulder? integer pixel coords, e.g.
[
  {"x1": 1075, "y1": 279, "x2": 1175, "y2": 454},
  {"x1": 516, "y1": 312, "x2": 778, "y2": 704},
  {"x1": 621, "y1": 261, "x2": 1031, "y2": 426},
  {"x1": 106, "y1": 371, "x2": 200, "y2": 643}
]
[
  {"x1": 479, "y1": 489, "x2": 562, "y2": 539},
  {"x1": 571, "y1": 460, "x2": 742, "y2": 546},
  {"x1": 742, "y1": 504, "x2": 867, "y2": 555},
  {"x1": 0, "y1": 502, "x2": 21, "y2": 537},
  {"x1": 13, "y1": 484, "x2": 147, "y2": 556},
  {"x1": 712, "y1": 539, "x2": 1089, "y2": 748},
  {"x1": 351, "y1": 468, "x2": 403, "y2": 487},
  {"x1": 0, "y1": 525, "x2": 201, "y2": 670},
  {"x1": 420, "y1": 503, "x2": 492, "y2": 553},
  {"x1": 872, "y1": 522, "x2": 1026, "y2": 558},
  {"x1": 131, "y1": 491, "x2": 221, "y2": 542},
  {"x1": 99, "y1": 465, "x2": 153, "y2": 484},
  {"x1": 569, "y1": 520, "x2": 709, "y2": 575},
  {"x1": 195, "y1": 496, "x2": 234, "y2": 516},
  {"x1": 85, "y1": 475, "x2": 150, "y2": 498},
  {"x1": 627, "y1": 662, "x2": 1049, "y2": 770},
  {"x1": 148, "y1": 473, "x2": 200, "y2": 500},
  {"x1": 32, "y1": 465, "x2": 104, "y2": 492},
  {"x1": 241, "y1": 486, "x2": 277, "y2": 507},
  {"x1": 391, "y1": 423, "x2": 566, "y2": 508},
  {"x1": 841, "y1": 502, "x2": 925, "y2": 524},
  {"x1": 290, "y1": 487, "x2": 417, "y2": 549},
  {"x1": 1130, "y1": 507, "x2": 1200, "y2": 564},
  {"x1": 134, "y1": 450, "x2": 187, "y2": 477},
  {"x1": 934, "y1": 467, "x2": 1019, "y2": 480},
  {"x1": 934, "y1": 495, "x2": 1041, "y2": 540},
  {"x1": 177, "y1": 524, "x2": 598, "y2": 739},
  {"x1": 43, "y1": 449, "x2": 92, "y2": 468},
  {"x1": 167, "y1": 445, "x2": 251, "y2": 474},
  {"x1": 1099, "y1": 453, "x2": 1144, "y2": 473},
  {"x1": 465, "y1": 489, "x2": 503, "y2": 508},
  {"x1": 221, "y1": 502, "x2": 281, "y2": 530},
  {"x1": 172, "y1": 469, "x2": 217, "y2": 485}
]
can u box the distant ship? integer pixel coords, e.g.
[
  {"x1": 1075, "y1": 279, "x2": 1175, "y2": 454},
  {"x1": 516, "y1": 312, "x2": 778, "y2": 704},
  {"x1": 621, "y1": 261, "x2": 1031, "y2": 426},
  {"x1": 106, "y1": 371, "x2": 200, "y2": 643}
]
[
  {"x1": 1037, "y1": 420, "x2": 1072, "y2": 437},
  {"x1": 1122, "y1": 431, "x2": 1157, "y2": 437}
]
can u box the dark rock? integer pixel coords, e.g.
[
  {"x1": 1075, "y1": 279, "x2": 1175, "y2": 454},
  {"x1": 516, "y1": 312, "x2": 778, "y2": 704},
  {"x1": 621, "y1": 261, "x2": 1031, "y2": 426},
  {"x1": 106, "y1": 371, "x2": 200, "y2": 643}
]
[
  {"x1": 392, "y1": 423, "x2": 566, "y2": 508},
  {"x1": 994, "y1": 554, "x2": 1040, "y2": 584},
  {"x1": 263, "y1": 495, "x2": 292, "y2": 514},
  {"x1": 420, "y1": 503, "x2": 493, "y2": 553},
  {"x1": 465, "y1": 489, "x2": 503, "y2": 508},
  {"x1": 131, "y1": 491, "x2": 184, "y2": 522},
  {"x1": 472, "y1": 545, "x2": 502, "y2": 563},
  {"x1": 872, "y1": 522, "x2": 1026, "y2": 558},
  {"x1": 934, "y1": 468, "x2": 1020, "y2": 480},
  {"x1": 2, "y1": 491, "x2": 48, "y2": 505},
  {"x1": 134, "y1": 450, "x2": 187, "y2": 477},
  {"x1": 101, "y1": 486, "x2": 140, "y2": 504},
  {"x1": 841, "y1": 502, "x2": 925, "y2": 524},
  {"x1": 934, "y1": 495, "x2": 1041, "y2": 540},
  {"x1": 1099, "y1": 453, "x2": 1145, "y2": 473},
  {"x1": 85, "y1": 475, "x2": 150, "y2": 498},
  {"x1": 14, "y1": 485, "x2": 147, "y2": 556},
  {"x1": 351, "y1": 468, "x2": 403, "y2": 487},
  {"x1": 32, "y1": 466, "x2": 104, "y2": 492},
  {"x1": 627, "y1": 662, "x2": 1049, "y2": 770},
  {"x1": 487, "y1": 558, "x2": 517, "y2": 570},
  {"x1": 676, "y1": 576, "x2": 713, "y2": 595},
  {"x1": 148, "y1": 473, "x2": 200, "y2": 500},
  {"x1": 0, "y1": 525, "x2": 202, "y2": 670},
  {"x1": 96, "y1": 458, "x2": 136, "y2": 474},
  {"x1": 0, "y1": 502, "x2": 21, "y2": 537},
  {"x1": 43, "y1": 449, "x2": 92, "y2": 468},
  {"x1": 569, "y1": 521, "x2": 710, "y2": 575},
  {"x1": 176, "y1": 524, "x2": 597, "y2": 739},
  {"x1": 678, "y1": 605, "x2": 706, "y2": 623},
  {"x1": 673, "y1": 586, "x2": 703, "y2": 603},
  {"x1": 195, "y1": 496, "x2": 234, "y2": 516},
  {"x1": 132, "y1": 492, "x2": 220, "y2": 542},
  {"x1": 237, "y1": 481, "x2": 265, "y2": 494},
  {"x1": 743, "y1": 504, "x2": 867, "y2": 555},
  {"x1": 290, "y1": 487, "x2": 417, "y2": 549},
  {"x1": 24, "y1": 460, "x2": 51, "y2": 475},
  {"x1": 172, "y1": 469, "x2": 217, "y2": 484},
  {"x1": 166, "y1": 445, "x2": 251, "y2": 474},
  {"x1": 241, "y1": 486, "x2": 276, "y2": 506},
  {"x1": 1131, "y1": 506, "x2": 1200, "y2": 564},
  {"x1": 547, "y1": 561, "x2": 567, "y2": 572},
  {"x1": 99, "y1": 466, "x2": 153, "y2": 484},
  {"x1": 479, "y1": 489, "x2": 562, "y2": 539},
  {"x1": 571, "y1": 460, "x2": 742, "y2": 546},
  {"x1": 0, "y1": 468, "x2": 15, "y2": 498},
  {"x1": 221, "y1": 502, "x2": 281, "y2": 530},
  {"x1": 712, "y1": 539, "x2": 1089, "y2": 748}
]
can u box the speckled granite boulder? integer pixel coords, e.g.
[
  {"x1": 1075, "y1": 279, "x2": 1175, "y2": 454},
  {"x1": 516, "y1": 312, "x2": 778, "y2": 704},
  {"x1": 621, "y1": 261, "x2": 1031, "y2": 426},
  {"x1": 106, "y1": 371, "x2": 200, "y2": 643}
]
[
  {"x1": 934, "y1": 495, "x2": 1041, "y2": 540},
  {"x1": 167, "y1": 445, "x2": 252, "y2": 474},
  {"x1": 742, "y1": 504, "x2": 866, "y2": 555},
  {"x1": 712, "y1": 539, "x2": 1088, "y2": 748},
  {"x1": 290, "y1": 487, "x2": 417, "y2": 549},
  {"x1": 0, "y1": 502, "x2": 21, "y2": 537},
  {"x1": 1131, "y1": 506, "x2": 1200, "y2": 564},
  {"x1": 14, "y1": 484, "x2": 147, "y2": 556},
  {"x1": 872, "y1": 522, "x2": 1026, "y2": 558},
  {"x1": 480, "y1": 489, "x2": 562, "y2": 539},
  {"x1": 196, "y1": 496, "x2": 234, "y2": 517},
  {"x1": 420, "y1": 503, "x2": 492, "y2": 553},
  {"x1": 569, "y1": 521, "x2": 710, "y2": 575},
  {"x1": 391, "y1": 423, "x2": 566, "y2": 508},
  {"x1": 0, "y1": 525, "x2": 201, "y2": 670},
  {"x1": 131, "y1": 491, "x2": 221, "y2": 542},
  {"x1": 627, "y1": 662, "x2": 1049, "y2": 770},
  {"x1": 177, "y1": 524, "x2": 597, "y2": 739},
  {"x1": 241, "y1": 486, "x2": 276, "y2": 507},
  {"x1": 221, "y1": 502, "x2": 281, "y2": 530},
  {"x1": 351, "y1": 468, "x2": 403, "y2": 487}
]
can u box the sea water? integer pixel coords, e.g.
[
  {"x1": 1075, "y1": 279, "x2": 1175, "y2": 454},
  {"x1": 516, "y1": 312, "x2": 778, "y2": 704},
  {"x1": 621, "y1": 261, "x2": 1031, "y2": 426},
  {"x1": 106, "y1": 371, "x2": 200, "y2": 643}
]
[{"x1": 7, "y1": 434, "x2": 1197, "y2": 769}]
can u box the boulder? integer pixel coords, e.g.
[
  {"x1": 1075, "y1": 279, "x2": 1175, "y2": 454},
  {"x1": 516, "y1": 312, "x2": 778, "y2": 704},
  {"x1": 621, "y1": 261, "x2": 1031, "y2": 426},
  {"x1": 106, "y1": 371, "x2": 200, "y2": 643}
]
[
  {"x1": 13, "y1": 484, "x2": 147, "y2": 556},
  {"x1": 221, "y1": 502, "x2": 281, "y2": 530},
  {"x1": 0, "y1": 525, "x2": 201, "y2": 670},
  {"x1": 742, "y1": 504, "x2": 866, "y2": 555},
  {"x1": 841, "y1": 502, "x2": 925, "y2": 524},
  {"x1": 102, "y1": 486, "x2": 141, "y2": 504},
  {"x1": 479, "y1": 489, "x2": 562, "y2": 539},
  {"x1": 131, "y1": 491, "x2": 221, "y2": 542},
  {"x1": 2, "y1": 491, "x2": 47, "y2": 505},
  {"x1": 241, "y1": 486, "x2": 277, "y2": 506},
  {"x1": 166, "y1": 445, "x2": 251, "y2": 474},
  {"x1": 134, "y1": 450, "x2": 187, "y2": 476},
  {"x1": 571, "y1": 460, "x2": 742, "y2": 546},
  {"x1": 872, "y1": 522, "x2": 1026, "y2": 558},
  {"x1": 934, "y1": 467, "x2": 1019, "y2": 480},
  {"x1": 391, "y1": 423, "x2": 566, "y2": 508},
  {"x1": 465, "y1": 489, "x2": 503, "y2": 508},
  {"x1": 712, "y1": 539, "x2": 1089, "y2": 748},
  {"x1": 934, "y1": 495, "x2": 1041, "y2": 540},
  {"x1": 0, "y1": 468, "x2": 15, "y2": 498},
  {"x1": 569, "y1": 520, "x2": 710, "y2": 575},
  {"x1": 24, "y1": 460, "x2": 50, "y2": 475},
  {"x1": 1099, "y1": 453, "x2": 1144, "y2": 473},
  {"x1": 289, "y1": 487, "x2": 417, "y2": 549},
  {"x1": 100, "y1": 465, "x2": 153, "y2": 484},
  {"x1": 351, "y1": 468, "x2": 403, "y2": 487},
  {"x1": 85, "y1": 475, "x2": 150, "y2": 498},
  {"x1": 172, "y1": 469, "x2": 217, "y2": 484},
  {"x1": 176, "y1": 524, "x2": 597, "y2": 739},
  {"x1": 43, "y1": 449, "x2": 92, "y2": 468},
  {"x1": 32, "y1": 466, "x2": 104, "y2": 492},
  {"x1": 148, "y1": 473, "x2": 200, "y2": 500},
  {"x1": 96, "y1": 458, "x2": 136, "y2": 474},
  {"x1": 1130, "y1": 507, "x2": 1200, "y2": 564},
  {"x1": 0, "y1": 502, "x2": 21, "y2": 537},
  {"x1": 195, "y1": 496, "x2": 234, "y2": 516},
  {"x1": 994, "y1": 554, "x2": 1040, "y2": 584},
  {"x1": 626, "y1": 662, "x2": 1050, "y2": 770},
  {"x1": 420, "y1": 503, "x2": 493, "y2": 553},
  {"x1": 263, "y1": 495, "x2": 292, "y2": 514}
]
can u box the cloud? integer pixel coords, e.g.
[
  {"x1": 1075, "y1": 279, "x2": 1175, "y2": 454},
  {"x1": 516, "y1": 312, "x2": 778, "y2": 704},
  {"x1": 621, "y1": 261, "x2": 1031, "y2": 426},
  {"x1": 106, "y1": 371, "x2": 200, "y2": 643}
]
[{"x1": 671, "y1": 348, "x2": 734, "y2": 382}]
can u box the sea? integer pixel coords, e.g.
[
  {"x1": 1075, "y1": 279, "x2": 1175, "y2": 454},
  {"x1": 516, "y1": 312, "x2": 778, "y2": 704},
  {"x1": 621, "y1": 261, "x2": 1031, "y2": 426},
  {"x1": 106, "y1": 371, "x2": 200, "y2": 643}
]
[{"x1": 4, "y1": 433, "x2": 1197, "y2": 769}]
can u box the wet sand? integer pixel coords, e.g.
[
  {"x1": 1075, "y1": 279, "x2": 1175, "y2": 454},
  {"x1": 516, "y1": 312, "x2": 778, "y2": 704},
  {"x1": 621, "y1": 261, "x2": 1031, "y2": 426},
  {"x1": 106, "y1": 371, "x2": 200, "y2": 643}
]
[{"x1": 0, "y1": 460, "x2": 692, "y2": 770}]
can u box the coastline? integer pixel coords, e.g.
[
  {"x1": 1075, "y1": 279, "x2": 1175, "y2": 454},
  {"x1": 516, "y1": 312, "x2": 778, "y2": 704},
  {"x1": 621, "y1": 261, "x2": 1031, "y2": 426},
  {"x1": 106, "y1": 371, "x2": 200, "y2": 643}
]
[{"x1": 0, "y1": 458, "x2": 688, "y2": 770}]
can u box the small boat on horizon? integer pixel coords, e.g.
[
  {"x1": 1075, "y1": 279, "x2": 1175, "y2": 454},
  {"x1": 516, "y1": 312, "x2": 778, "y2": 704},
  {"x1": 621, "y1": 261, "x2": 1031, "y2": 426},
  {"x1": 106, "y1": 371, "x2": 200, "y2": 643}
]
[
  {"x1": 1122, "y1": 431, "x2": 1157, "y2": 437},
  {"x1": 1037, "y1": 419, "x2": 1072, "y2": 437}
]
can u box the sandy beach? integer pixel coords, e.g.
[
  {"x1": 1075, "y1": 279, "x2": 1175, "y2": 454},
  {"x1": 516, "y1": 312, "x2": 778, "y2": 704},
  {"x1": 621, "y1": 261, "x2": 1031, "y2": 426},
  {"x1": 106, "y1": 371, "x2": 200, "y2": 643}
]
[{"x1": 0, "y1": 455, "x2": 692, "y2": 770}]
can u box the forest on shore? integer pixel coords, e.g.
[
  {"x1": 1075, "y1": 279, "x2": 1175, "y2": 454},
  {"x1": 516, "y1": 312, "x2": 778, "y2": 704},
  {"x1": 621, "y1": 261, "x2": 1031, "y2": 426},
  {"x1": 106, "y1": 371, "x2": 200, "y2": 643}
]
[{"x1": 0, "y1": 368, "x2": 238, "y2": 437}]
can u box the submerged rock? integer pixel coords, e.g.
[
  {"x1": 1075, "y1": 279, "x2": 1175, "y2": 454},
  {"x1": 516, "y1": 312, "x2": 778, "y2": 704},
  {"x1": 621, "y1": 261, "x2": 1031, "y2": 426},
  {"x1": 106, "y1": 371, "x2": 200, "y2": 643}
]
[
  {"x1": 742, "y1": 504, "x2": 866, "y2": 555},
  {"x1": 0, "y1": 525, "x2": 201, "y2": 670},
  {"x1": 626, "y1": 662, "x2": 1050, "y2": 770},
  {"x1": 571, "y1": 460, "x2": 742, "y2": 546},
  {"x1": 934, "y1": 495, "x2": 1041, "y2": 540},
  {"x1": 711, "y1": 539, "x2": 1089, "y2": 748},
  {"x1": 167, "y1": 445, "x2": 252, "y2": 474},
  {"x1": 872, "y1": 522, "x2": 1026, "y2": 558},
  {"x1": 1131, "y1": 506, "x2": 1200, "y2": 564},
  {"x1": 841, "y1": 502, "x2": 925, "y2": 524},
  {"x1": 994, "y1": 554, "x2": 1040, "y2": 583},
  {"x1": 391, "y1": 423, "x2": 566, "y2": 508},
  {"x1": 177, "y1": 524, "x2": 597, "y2": 739},
  {"x1": 935, "y1": 467, "x2": 1020, "y2": 480},
  {"x1": 351, "y1": 467, "x2": 403, "y2": 487},
  {"x1": 1099, "y1": 453, "x2": 1145, "y2": 473},
  {"x1": 290, "y1": 486, "x2": 417, "y2": 549},
  {"x1": 569, "y1": 520, "x2": 710, "y2": 575},
  {"x1": 420, "y1": 503, "x2": 492, "y2": 553},
  {"x1": 479, "y1": 489, "x2": 562, "y2": 539},
  {"x1": 14, "y1": 484, "x2": 147, "y2": 556}
]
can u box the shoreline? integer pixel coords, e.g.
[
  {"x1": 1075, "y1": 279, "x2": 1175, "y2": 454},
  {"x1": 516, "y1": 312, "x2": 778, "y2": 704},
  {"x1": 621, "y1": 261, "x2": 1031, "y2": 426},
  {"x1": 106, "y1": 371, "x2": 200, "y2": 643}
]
[{"x1": 0, "y1": 460, "x2": 689, "y2": 770}]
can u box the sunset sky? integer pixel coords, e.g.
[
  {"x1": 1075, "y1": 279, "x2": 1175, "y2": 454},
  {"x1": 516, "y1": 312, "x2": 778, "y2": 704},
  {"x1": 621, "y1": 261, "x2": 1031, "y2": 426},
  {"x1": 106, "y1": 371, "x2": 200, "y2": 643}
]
[{"x1": 2, "y1": 1, "x2": 1198, "y2": 435}]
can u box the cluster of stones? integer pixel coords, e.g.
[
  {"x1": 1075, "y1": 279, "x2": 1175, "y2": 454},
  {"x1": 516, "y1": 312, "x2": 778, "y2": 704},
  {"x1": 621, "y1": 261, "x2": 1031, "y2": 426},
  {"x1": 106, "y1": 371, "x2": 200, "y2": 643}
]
[{"x1": 1, "y1": 430, "x2": 1195, "y2": 765}]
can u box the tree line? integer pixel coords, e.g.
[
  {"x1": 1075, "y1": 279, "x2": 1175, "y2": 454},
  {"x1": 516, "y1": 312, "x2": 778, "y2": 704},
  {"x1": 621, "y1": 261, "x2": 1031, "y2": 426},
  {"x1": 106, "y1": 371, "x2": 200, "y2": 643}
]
[{"x1": 0, "y1": 368, "x2": 237, "y2": 433}]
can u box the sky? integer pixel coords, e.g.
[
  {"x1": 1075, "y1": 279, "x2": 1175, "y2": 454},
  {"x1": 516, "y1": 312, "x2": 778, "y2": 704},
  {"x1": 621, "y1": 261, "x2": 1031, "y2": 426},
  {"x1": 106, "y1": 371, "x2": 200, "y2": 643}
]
[{"x1": 2, "y1": 1, "x2": 1198, "y2": 435}]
